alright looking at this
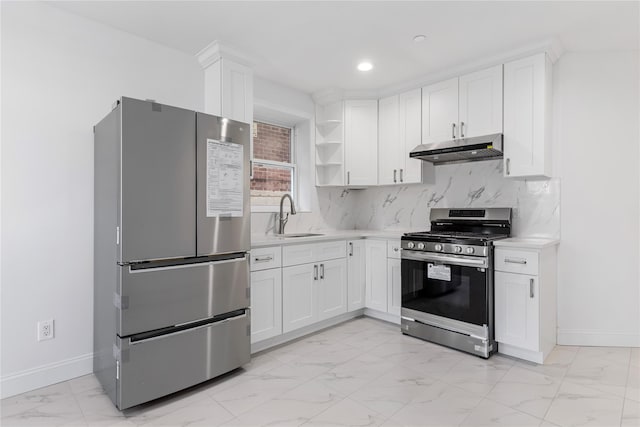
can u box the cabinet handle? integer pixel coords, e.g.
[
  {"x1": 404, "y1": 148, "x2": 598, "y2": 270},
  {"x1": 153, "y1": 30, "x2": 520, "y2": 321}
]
[
  {"x1": 506, "y1": 158, "x2": 511, "y2": 176},
  {"x1": 504, "y1": 257, "x2": 527, "y2": 265},
  {"x1": 393, "y1": 169, "x2": 397, "y2": 183},
  {"x1": 253, "y1": 255, "x2": 273, "y2": 263},
  {"x1": 313, "y1": 264, "x2": 318, "y2": 281},
  {"x1": 249, "y1": 160, "x2": 254, "y2": 180},
  {"x1": 460, "y1": 121, "x2": 465, "y2": 138},
  {"x1": 347, "y1": 171, "x2": 350, "y2": 185},
  {"x1": 452, "y1": 123, "x2": 456, "y2": 139},
  {"x1": 399, "y1": 169, "x2": 403, "y2": 182},
  {"x1": 349, "y1": 242, "x2": 354, "y2": 256},
  {"x1": 530, "y1": 278, "x2": 535, "y2": 298},
  {"x1": 320, "y1": 263, "x2": 325, "y2": 280}
]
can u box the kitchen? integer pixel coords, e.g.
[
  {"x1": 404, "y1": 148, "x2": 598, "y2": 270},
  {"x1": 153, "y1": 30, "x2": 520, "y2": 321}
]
[{"x1": 1, "y1": 1, "x2": 639, "y2": 426}]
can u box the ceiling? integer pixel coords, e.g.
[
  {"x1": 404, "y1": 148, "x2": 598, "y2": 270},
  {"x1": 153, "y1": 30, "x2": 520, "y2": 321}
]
[{"x1": 50, "y1": 1, "x2": 639, "y2": 95}]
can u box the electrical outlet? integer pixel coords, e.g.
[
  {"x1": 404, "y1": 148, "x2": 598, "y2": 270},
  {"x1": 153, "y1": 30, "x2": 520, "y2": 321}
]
[{"x1": 37, "y1": 319, "x2": 54, "y2": 341}]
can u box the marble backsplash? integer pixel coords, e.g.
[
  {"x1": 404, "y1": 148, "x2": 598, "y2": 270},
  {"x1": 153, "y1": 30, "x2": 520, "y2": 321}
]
[{"x1": 252, "y1": 159, "x2": 560, "y2": 239}]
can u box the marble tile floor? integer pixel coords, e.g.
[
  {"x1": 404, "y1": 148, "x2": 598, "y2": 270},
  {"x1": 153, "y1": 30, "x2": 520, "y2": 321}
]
[{"x1": 2, "y1": 317, "x2": 639, "y2": 427}]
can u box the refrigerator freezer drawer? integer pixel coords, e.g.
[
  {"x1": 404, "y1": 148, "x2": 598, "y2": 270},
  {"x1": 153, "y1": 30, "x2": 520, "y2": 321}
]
[
  {"x1": 116, "y1": 311, "x2": 250, "y2": 409},
  {"x1": 118, "y1": 255, "x2": 249, "y2": 336}
]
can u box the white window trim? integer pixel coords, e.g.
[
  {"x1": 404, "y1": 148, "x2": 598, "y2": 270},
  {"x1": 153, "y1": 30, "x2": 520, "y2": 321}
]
[{"x1": 251, "y1": 121, "x2": 298, "y2": 212}]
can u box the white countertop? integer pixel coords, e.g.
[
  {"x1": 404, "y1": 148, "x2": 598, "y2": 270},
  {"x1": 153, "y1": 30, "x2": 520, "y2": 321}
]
[
  {"x1": 494, "y1": 237, "x2": 560, "y2": 249},
  {"x1": 251, "y1": 229, "x2": 411, "y2": 248}
]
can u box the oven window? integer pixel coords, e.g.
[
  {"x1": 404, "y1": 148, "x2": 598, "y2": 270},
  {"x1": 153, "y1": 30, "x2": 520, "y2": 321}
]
[{"x1": 401, "y1": 258, "x2": 488, "y2": 326}]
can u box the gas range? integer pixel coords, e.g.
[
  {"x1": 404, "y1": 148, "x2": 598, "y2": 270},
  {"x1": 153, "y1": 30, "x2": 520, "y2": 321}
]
[{"x1": 400, "y1": 207, "x2": 512, "y2": 359}]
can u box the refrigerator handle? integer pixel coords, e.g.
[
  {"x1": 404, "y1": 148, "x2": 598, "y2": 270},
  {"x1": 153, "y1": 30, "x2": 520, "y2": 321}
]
[{"x1": 128, "y1": 254, "x2": 248, "y2": 273}]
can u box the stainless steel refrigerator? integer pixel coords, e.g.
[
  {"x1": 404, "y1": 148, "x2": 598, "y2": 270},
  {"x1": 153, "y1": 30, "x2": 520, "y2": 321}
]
[{"x1": 93, "y1": 97, "x2": 251, "y2": 410}]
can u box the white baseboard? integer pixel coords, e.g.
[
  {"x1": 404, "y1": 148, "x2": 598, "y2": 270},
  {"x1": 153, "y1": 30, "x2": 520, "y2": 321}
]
[
  {"x1": 557, "y1": 329, "x2": 640, "y2": 347},
  {"x1": 1, "y1": 353, "x2": 93, "y2": 399},
  {"x1": 363, "y1": 308, "x2": 400, "y2": 325}
]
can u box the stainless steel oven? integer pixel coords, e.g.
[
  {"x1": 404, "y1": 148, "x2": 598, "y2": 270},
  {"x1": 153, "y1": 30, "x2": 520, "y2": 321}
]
[{"x1": 400, "y1": 208, "x2": 511, "y2": 358}]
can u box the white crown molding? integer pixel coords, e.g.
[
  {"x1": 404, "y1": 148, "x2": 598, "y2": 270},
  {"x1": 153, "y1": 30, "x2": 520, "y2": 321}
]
[
  {"x1": 312, "y1": 87, "x2": 379, "y2": 105},
  {"x1": 376, "y1": 37, "x2": 564, "y2": 98},
  {"x1": 196, "y1": 40, "x2": 253, "y2": 69},
  {"x1": 311, "y1": 88, "x2": 344, "y2": 105}
]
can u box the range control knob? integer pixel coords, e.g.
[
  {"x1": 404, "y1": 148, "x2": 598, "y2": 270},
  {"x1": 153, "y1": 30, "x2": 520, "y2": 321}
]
[
  {"x1": 465, "y1": 247, "x2": 475, "y2": 254},
  {"x1": 417, "y1": 242, "x2": 425, "y2": 250},
  {"x1": 434, "y1": 244, "x2": 443, "y2": 251},
  {"x1": 454, "y1": 246, "x2": 463, "y2": 253},
  {"x1": 407, "y1": 242, "x2": 415, "y2": 249}
]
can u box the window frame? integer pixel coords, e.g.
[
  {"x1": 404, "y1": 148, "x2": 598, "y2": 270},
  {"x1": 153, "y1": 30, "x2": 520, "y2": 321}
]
[{"x1": 250, "y1": 120, "x2": 298, "y2": 211}]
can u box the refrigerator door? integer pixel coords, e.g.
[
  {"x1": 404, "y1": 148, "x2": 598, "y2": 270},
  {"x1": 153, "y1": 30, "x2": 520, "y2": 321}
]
[
  {"x1": 196, "y1": 113, "x2": 251, "y2": 256},
  {"x1": 117, "y1": 254, "x2": 250, "y2": 337},
  {"x1": 116, "y1": 310, "x2": 250, "y2": 409},
  {"x1": 120, "y1": 98, "x2": 196, "y2": 263}
]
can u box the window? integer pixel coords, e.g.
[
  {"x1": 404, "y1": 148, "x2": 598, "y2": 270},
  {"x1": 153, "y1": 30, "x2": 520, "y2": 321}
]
[{"x1": 251, "y1": 121, "x2": 296, "y2": 207}]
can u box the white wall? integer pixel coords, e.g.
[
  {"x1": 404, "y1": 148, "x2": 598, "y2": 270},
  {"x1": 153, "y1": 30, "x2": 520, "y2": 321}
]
[
  {"x1": 251, "y1": 76, "x2": 359, "y2": 235},
  {"x1": 554, "y1": 51, "x2": 640, "y2": 346},
  {"x1": 0, "y1": 2, "x2": 203, "y2": 397}
]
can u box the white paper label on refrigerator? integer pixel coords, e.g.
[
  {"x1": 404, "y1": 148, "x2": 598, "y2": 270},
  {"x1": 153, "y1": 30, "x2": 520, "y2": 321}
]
[
  {"x1": 206, "y1": 139, "x2": 243, "y2": 217},
  {"x1": 427, "y1": 263, "x2": 451, "y2": 281}
]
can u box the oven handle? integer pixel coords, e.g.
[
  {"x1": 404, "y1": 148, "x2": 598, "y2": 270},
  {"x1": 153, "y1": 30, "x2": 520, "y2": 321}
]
[{"x1": 401, "y1": 251, "x2": 488, "y2": 268}]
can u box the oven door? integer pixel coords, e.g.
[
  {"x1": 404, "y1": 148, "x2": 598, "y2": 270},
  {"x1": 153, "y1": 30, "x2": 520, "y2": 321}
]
[{"x1": 401, "y1": 251, "x2": 489, "y2": 327}]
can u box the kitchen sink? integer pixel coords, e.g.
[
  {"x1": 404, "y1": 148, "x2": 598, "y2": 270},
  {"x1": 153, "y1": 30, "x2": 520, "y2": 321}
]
[{"x1": 275, "y1": 233, "x2": 324, "y2": 238}]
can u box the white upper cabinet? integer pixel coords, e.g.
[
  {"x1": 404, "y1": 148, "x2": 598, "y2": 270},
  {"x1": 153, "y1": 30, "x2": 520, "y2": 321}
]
[
  {"x1": 422, "y1": 77, "x2": 459, "y2": 144},
  {"x1": 378, "y1": 89, "x2": 423, "y2": 185},
  {"x1": 503, "y1": 53, "x2": 552, "y2": 178},
  {"x1": 378, "y1": 95, "x2": 401, "y2": 186},
  {"x1": 344, "y1": 100, "x2": 378, "y2": 186},
  {"x1": 399, "y1": 89, "x2": 423, "y2": 184},
  {"x1": 422, "y1": 65, "x2": 503, "y2": 144},
  {"x1": 458, "y1": 64, "x2": 503, "y2": 138}
]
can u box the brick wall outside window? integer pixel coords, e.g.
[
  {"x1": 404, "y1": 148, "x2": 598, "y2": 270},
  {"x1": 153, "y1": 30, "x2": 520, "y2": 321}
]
[{"x1": 251, "y1": 121, "x2": 294, "y2": 206}]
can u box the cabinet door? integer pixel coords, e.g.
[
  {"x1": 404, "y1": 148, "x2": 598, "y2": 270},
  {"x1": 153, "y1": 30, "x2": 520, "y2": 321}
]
[
  {"x1": 365, "y1": 240, "x2": 388, "y2": 312},
  {"x1": 458, "y1": 65, "x2": 503, "y2": 138},
  {"x1": 344, "y1": 100, "x2": 378, "y2": 186},
  {"x1": 250, "y1": 269, "x2": 282, "y2": 343},
  {"x1": 347, "y1": 240, "x2": 366, "y2": 311},
  {"x1": 318, "y1": 259, "x2": 348, "y2": 321},
  {"x1": 378, "y1": 95, "x2": 400, "y2": 185},
  {"x1": 387, "y1": 258, "x2": 402, "y2": 317},
  {"x1": 399, "y1": 88, "x2": 423, "y2": 184},
  {"x1": 503, "y1": 53, "x2": 551, "y2": 178},
  {"x1": 282, "y1": 264, "x2": 317, "y2": 333},
  {"x1": 422, "y1": 77, "x2": 459, "y2": 144},
  {"x1": 495, "y1": 271, "x2": 539, "y2": 351},
  {"x1": 221, "y1": 59, "x2": 253, "y2": 124}
]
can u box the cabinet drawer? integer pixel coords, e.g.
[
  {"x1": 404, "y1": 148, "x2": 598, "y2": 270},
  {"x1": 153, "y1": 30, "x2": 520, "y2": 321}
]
[
  {"x1": 314, "y1": 240, "x2": 346, "y2": 262},
  {"x1": 495, "y1": 248, "x2": 539, "y2": 275},
  {"x1": 387, "y1": 239, "x2": 402, "y2": 259},
  {"x1": 282, "y1": 240, "x2": 346, "y2": 266},
  {"x1": 250, "y1": 246, "x2": 282, "y2": 271}
]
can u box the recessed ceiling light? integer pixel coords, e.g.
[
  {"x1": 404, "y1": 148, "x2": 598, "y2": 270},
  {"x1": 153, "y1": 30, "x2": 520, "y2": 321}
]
[
  {"x1": 357, "y1": 62, "x2": 373, "y2": 72},
  {"x1": 413, "y1": 34, "x2": 427, "y2": 43}
]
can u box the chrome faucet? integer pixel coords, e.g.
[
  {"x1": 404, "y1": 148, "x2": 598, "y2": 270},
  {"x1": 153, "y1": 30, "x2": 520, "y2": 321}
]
[{"x1": 278, "y1": 194, "x2": 297, "y2": 234}]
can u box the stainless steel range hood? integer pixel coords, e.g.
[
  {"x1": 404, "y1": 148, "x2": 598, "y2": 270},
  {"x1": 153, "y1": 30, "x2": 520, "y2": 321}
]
[{"x1": 409, "y1": 133, "x2": 503, "y2": 165}]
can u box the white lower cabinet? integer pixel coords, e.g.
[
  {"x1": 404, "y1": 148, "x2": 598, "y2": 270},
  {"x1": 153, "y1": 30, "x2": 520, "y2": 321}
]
[
  {"x1": 365, "y1": 239, "x2": 402, "y2": 323},
  {"x1": 282, "y1": 263, "x2": 317, "y2": 333},
  {"x1": 317, "y1": 258, "x2": 348, "y2": 321},
  {"x1": 495, "y1": 271, "x2": 539, "y2": 351},
  {"x1": 387, "y1": 258, "x2": 402, "y2": 317},
  {"x1": 250, "y1": 269, "x2": 282, "y2": 343},
  {"x1": 365, "y1": 240, "x2": 388, "y2": 312},
  {"x1": 494, "y1": 243, "x2": 558, "y2": 364},
  {"x1": 282, "y1": 240, "x2": 348, "y2": 334},
  {"x1": 347, "y1": 240, "x2": 366, "y2": 311}
]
